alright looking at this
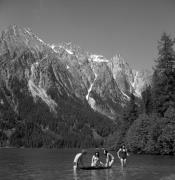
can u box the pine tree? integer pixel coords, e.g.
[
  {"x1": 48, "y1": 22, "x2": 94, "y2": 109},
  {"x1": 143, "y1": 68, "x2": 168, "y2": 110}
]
[
  {"x1": 119, "y1": 93, "x2": 139, "y2": 144},
  {"x1": 155, "y1": 33, "x2": 175, "y2": 72},
  {"x1": 141, "y1": 85, "x2": 153, "y2": 114},
  {"x1": 126, "y1": 93, "x2": 139, "y2": 124},
  {"x1": 152, "y1": 33, "x2": 175, "y2": 116}
]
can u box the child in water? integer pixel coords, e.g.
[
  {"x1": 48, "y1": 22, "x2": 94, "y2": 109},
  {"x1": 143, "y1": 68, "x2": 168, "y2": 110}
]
[{"x1": 91, "y1": 152, "x2": 104, "y2": 167}]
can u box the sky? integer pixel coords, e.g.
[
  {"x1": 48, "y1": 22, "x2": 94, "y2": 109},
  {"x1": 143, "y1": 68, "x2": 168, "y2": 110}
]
[{"x1": 0, "y1": 0, "x2": 175, "y2": 70}]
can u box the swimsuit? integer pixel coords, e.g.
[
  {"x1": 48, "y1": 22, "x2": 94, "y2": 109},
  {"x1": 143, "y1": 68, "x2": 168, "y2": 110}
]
[
  {"x1": 119, "y1": 149, "x2": 127, "y2": 159},
  {"x1": 91, "y1": 155, "x2": 101, "y2": 167}
]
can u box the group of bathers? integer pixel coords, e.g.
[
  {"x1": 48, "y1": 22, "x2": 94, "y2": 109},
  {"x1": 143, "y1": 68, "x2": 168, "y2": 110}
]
[{"x1": 73, "y1": 145, "x2": 128, "y2": 169}]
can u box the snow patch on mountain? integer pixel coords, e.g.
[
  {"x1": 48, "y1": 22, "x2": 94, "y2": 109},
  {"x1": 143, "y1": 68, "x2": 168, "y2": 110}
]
[
  {"x1": 88, "y1": 97, "x2": 96, "y2": 109},
  {"x1": 86, "y1": 60, "x2": 98, "y2": 110},
  {"x1": 130, "y1": 71, "x2": 139, "y2": 96},
  {"x1": 90, "y1": 55, "x2": 109, "y2": 63},
  {"x1": 50, "y1": 44, "x2": 56, "y2": 49},
  {"x1": 131, "y1": 71, "x2": 138, "y2": 88},
  {"x1": 65, "y1": 48, "x2": 73, "y2": 55},
  {"x1": 131, "y1": 70, "x2": 150, "y2": 97},
  {"x1": 50, "y1": 44, "x2": 73, "y2": 55},
  {"x1": 121, "y1": 90, "x2": 130, "y2": 100},
  {"x1": 36, "y1": 36, "x2": 46, "y2": 45},
  {"x1": 50, "y1": 44, "x2": 60, "y2": 53},
  {"x1": 86, "y1": 72, "x2": 97, "y2": 101},
  {"x1": 86, "y1": 83, "x2": 93, "y2": 100}
]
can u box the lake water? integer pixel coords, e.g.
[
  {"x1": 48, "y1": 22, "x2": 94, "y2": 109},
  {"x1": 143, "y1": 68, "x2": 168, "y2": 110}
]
[{"x1": 0, "y1": 148, "x2": 175, "y2": 180}]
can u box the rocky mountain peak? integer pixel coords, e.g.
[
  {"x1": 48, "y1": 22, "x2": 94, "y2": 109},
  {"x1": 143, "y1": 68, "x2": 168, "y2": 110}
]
[
  {"x1": 1, "y1": 25, "x2": 35, "y2": 42},
  {"x1": 0, "y1": 25, "x2": 49, "y2": 59},
  {"x1": 0, "y1": 25, "x2": 152, "y2": 120}
]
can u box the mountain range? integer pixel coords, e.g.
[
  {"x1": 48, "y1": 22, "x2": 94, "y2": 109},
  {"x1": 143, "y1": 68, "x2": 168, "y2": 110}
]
[{"x1": 0, "y1": 25, "x2": 152, "y2": 147}]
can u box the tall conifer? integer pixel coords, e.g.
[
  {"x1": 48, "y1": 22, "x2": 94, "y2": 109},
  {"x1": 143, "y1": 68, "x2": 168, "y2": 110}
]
[{"x1": 152, "y1": 33, "x2": 175, "y2": 116}]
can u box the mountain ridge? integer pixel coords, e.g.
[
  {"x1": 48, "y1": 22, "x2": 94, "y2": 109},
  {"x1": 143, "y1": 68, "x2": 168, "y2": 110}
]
[{"x1": 0, "y1": 25, "x2": 152, "y2": 148}]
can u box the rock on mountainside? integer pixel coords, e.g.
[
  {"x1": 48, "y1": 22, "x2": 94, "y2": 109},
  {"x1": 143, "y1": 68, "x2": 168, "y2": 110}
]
[
  {"x1": 109, "y1": 54, "x2": 152, "y2": 98},
  {"x1": 0, "y1": 25, "x2": 151, "y2": 148}
]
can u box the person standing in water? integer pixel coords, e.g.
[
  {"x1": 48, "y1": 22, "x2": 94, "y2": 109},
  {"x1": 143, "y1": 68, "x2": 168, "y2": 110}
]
[
  {"x1": 103, "y1": 149, "x2": 114, "y2": 167},
  {"x1": 73, "y1": 149, "x2": 87, "y2": 169},
  {"x1": 117, "y1": 145, "x2": 129, "y2": 167}
]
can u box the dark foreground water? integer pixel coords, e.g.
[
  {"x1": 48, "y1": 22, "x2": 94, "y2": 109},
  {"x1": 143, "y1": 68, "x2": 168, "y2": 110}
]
[{"x1": 0, "y1": 148, "x2": 175, "y2": 180}]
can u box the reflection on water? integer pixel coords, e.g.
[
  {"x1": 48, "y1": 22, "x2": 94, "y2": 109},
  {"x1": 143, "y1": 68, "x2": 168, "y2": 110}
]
[
  {"x1": 119, "y1": 168, "x2": 127, "y2": 180},
  {"x1": 73, "y1": 168, "x2": 77, "y2": 180},
  {"x1": 0, "y1": 148, "x2": 175, "y2": 180},
  {"x1": 160, "y1": 174, "x2": 175, "y2": 180},
  {"x1": 73, "y1": 167, "x2": 128, "y2": 180}
]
